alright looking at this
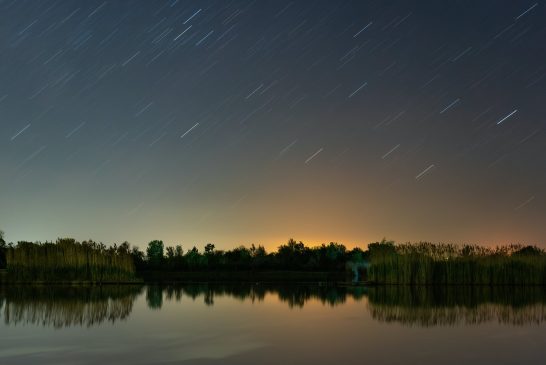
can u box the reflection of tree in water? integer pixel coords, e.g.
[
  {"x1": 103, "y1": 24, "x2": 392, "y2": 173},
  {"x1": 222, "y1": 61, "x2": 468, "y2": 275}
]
[
  {"x1": 0, "y1": 285, "x2": 142, "y2": 328},
  {"x1": 152, "y1": 284, "x2": 546, "y2": 326},
  {"x1": 157, "y1": 283, "x2": 365, "y2": 308},
  {"x1": 163, "y1": 283, "x2": 268, "y2": 305},
  {"x1": 7, "y1": 284, "x2": 544, "y2": 328},
  {"x1": 367, "y1": 286, "x2": 546, "y2": 326},
  {"x1": 146, "y1": 285, "x2": 163, "y2": 309},
  {"x1": 276, "y1": 285, "x2": 353, "y2": 308}
]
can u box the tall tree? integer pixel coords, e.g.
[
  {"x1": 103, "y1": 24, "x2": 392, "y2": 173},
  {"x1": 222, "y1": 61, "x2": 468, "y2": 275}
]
[{"x1": 146, "y1": 240, "x2": 164, "y2": 267}]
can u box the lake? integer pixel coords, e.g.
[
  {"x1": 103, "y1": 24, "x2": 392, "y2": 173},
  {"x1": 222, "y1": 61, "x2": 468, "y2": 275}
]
[{"x1": 1, "y1": 284, "x2": 546, "y2": 364}]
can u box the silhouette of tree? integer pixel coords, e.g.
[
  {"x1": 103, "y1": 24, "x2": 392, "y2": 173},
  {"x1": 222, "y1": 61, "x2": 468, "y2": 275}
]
[
  {"x1": 131, "y1": 246, "x2": 145, "y2": 269},
  {"x1": 0, "y1": 230, "x2": 6, "y2": 269},
  {"x1": 185, "y1": 246, "x2": 204, "y2": 270},
  {"x1": 250, "y1": 244, "x2": 268, "y2": 269},
  {"x1": 174, "y1": 245, "x2": 184, "y2": 268},
  {"x1": 117, "y1": 241, "x2": 131, "y2": 255},
  {"x1": 224, "y1": 246, "x2": 252, "y2": 269},
  {"x1": 277, "y1": 239, "x2": 308, "y2": 269},
  {"x1": 166, "y1": 246, "x2": 175, "y2": 259},
  {"x1": 164, "y1": 246, "x2": 176, "y2": 269},
  {"x1": 146, "y1": 240, "x2": 164, "y2": 268},
  {"x1": 204, "y1": 243, "x2": 215, "y2": 253}
]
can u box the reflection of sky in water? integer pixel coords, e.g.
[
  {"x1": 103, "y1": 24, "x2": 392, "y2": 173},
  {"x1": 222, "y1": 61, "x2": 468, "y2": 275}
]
[{"x1": 1, "y1": 286, "x2": 546, "y2": 364}]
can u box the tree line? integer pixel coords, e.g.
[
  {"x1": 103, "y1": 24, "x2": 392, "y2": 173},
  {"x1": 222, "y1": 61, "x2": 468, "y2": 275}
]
[
  {"x1": 134, "y1": 238, "x2": 365, "y2": 272},
  {"x1": 0, "y1": 233, "x2": 365, "y2": 277},
  {"x1": 2, "y1": 230, "x2": 545, "y2": 284}
]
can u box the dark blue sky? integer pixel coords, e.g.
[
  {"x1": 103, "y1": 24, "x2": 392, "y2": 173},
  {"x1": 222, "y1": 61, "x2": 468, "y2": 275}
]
[{"x1": 1, "y1": 0, "x2": 545, "y2": 249}]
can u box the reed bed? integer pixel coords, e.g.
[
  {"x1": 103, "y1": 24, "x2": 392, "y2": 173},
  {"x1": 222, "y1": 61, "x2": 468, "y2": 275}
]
[
  {"x1": 367, "y1": 241, "x2": 546, "y2": 285},
  {"x1": 5, "y1": 239, "x2": 136, "y2": 282}
]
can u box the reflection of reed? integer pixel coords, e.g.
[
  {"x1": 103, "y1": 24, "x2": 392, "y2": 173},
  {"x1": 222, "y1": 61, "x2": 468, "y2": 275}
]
[
  {"x1": 0, "y1": 285, "x2": 142, "y2": 328},
  {"x1": 367, "y1": 286, "x2": 546, "y2": 326},
  {"x1": 4, "y1": 284, "x2": 545, "y2": 328},
  {"x1": 367, "y1": 303, "x2": 546, "y2": 326}
]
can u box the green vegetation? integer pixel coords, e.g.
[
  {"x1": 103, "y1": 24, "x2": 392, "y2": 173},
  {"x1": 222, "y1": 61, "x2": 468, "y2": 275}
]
[
  {"x1": 1, "y1": 229, "x2": 545, "y2": 285},
  {"x1": 0, "y1": 234, "x2": 364, "y2": 282},
  {"x1": 146, "y1": 240, "x2": 164, "y2": 268},
  {"x1": 133, "y1": 238, "x2": 365, "y2": 275},
  {"x1": 368, "y1": 240, "x2": 546, "y2": 285},
  {"x1": 5, "y1": 238, "x2": 135, "y2": 282},
  {"x1": 136, "y1": 239, "x2": 546, "y2": 286}
]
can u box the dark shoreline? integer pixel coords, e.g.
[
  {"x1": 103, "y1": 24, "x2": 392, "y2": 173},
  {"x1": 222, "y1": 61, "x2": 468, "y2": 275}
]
[
  {"x1": 0, "y1": 270, "x2": 350, "y2": 285},
  {"x1": 4, "y1": 268, "x2": 546, "y2": 286}
]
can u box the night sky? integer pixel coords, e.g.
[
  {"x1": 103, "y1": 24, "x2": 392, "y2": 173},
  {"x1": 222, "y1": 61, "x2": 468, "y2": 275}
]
[{"x1": 1, "y1": 0, "x2": 545, "y2": 249}]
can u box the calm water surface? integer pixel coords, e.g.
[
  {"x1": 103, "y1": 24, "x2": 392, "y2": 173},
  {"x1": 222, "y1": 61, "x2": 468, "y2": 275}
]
[{"x1": 1, "y1": 284, "x2": 546, "y2": 364}]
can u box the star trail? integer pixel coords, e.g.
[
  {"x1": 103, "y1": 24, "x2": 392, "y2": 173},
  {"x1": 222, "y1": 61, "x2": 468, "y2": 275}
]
[{"x1": 0, "y1": 0, "x2": 545, "y2": 249}]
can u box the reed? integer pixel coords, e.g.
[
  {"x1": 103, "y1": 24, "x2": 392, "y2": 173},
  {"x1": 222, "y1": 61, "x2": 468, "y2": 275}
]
[
  {"x1": 368, "y1": 241, "x2": 546, "y2": 285},
  {"x1": 5, "y1": 238, "x2": 136, "y2": 282}
]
